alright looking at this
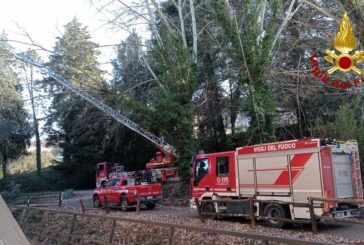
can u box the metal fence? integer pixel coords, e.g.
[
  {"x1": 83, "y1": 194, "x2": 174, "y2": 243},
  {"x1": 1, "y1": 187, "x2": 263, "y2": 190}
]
[
  {"x1": 12, "y1": 207, "x2": 332, "y2": 245},
  {"x1": 11, "y1": 192, "x2": 63, "y2": 207}
]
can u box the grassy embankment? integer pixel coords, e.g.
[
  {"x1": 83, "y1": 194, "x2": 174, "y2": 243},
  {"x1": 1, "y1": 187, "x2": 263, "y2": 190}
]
[{"x1": 0, "y1": 151, "x2": 71, "y2": 200}]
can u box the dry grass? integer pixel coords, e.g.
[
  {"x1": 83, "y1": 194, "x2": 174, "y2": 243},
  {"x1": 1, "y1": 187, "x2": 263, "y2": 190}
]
[{"x1": 6, "y1": 150, "x2": 57, "y2": 176}]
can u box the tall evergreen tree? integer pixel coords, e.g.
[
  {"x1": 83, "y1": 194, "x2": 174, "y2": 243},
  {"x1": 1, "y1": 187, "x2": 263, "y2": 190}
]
[
  {"x1": 112, "y1": 31, "x2": 151, "y2": 102},
  {"x1": 0, "y1": 36, "x2": 32, "y2": 178},
  {"x1": 147, "y1": 2, "x2": 198, "y2": 182},
  {"x1": 194, "y1": 1, "x2": 231, "y2": 151},
  {"x1": 43, "y1": 18, "x2": 106, "y2": 187}
]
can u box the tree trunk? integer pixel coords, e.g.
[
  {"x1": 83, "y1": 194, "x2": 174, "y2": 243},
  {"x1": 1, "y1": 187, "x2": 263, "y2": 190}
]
[
  {"x1": 1, "y1": 153, "x2": 7, "y2": 179},
  {"x1": 177, "y1": 0, "x2": 187, "y2": 48},
  {"x1": 28, "y1": 64, "x2": 42, "y2": 174},
  {"x1": 34, "y1": 119, "x2": 41, "y2": 174},
  {"x1": 229, "y1": 81, "x2": 240, "y2": 137},
  {"x1": 31, "y1": 97, "x2": 41, "y2": 174},
  {"x1": 289, "y1": 0, "x2": 305, "y2": 138},
  {"x1": 190, "y1": 0, "x2": 198, "y2": 63},
  {"x1": 144, "y1": 0, "x2": 163, "y2": 47},
  {"x1": 204, "y1": 51, "x2": 226, "y2": 150}
]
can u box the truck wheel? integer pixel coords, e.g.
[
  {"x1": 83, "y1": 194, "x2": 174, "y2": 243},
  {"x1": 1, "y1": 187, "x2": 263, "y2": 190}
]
[
  {"x1": 120, "y1": 197, "x2": 130, "y2": 211},
  {"x1": 146, "y1": 203, "x2": 156, "y2": 209},
  {"x1": 93, "y1": 195, "x2": 102, "y2": 208},
  {"x1": 201, "y1": 201, "x2": 216, "y2": 220},
  {"x1": 263, "y1": 204, "x2": 289, "y2": 229}
]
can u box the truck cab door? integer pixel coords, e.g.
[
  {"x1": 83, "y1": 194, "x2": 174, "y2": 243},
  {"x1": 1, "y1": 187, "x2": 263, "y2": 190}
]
[
  {"x1": 193, "y1": 158, "x2": 211, "y2": 193},
  {"x1": 214, "y1": 154, "x2": 235, "y2": 193},
  {"x1": 98, "y1": 180, "x2": 109, "y2": 203},
  {"x1": 108, "y1": 179, "x2": 121, "y2": 203},
  {"x1": 101, "y1": 179, "x2": 117, "y2": 203}
]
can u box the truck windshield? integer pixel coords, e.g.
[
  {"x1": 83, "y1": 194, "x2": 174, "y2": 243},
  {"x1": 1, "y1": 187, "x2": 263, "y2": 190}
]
[
  {"x1": 127, "y1": 178, "x2": 136, "y2": 186},
  {"x1": 194, "y1": 158, "x2": 209, "y2": 186},
  {"x1": 96, "y1": 164, "x2": 104, "y2": 177},
  {"x1": 104, "y1": 179, "x2": 116, "y2": 187}
]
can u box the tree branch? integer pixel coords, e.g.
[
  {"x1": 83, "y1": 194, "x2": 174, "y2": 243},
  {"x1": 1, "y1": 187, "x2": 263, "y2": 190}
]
[
  {"x1": 270, "y1": 0, "x2": 301, "y2": 54},
  {"x1": 190, "y1": 0, "x2": 198, "y2": 63}
]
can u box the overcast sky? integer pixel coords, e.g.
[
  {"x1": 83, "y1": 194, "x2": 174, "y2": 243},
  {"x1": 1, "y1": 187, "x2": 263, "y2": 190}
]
[
  {"x1": 0, "y1": 0, "x2": 128, "y2": 66},
  {"x1": 0, "y1": 0, "x2": 133, "y2": 138}
]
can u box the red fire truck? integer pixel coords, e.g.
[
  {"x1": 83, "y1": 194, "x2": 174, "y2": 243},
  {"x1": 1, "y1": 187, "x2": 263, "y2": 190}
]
[
  {"x1": 93, "y1": 176, "x2": 162, "y2": 210},
  {"x1": 145, "y1": 145, "x2": 179, "y2": 182},
  {"x1": 190, "y1": 139, "x2": 363, "y2": 228},
  {"x1": 95, "y1": 162, "x2": 164, "y2": 188},
  {"x1": 12, "y1": 52, "x2": 180, "y2": 188},
  {"x1": 95, "y1": 146, "x2": 179, "y2": 187}
]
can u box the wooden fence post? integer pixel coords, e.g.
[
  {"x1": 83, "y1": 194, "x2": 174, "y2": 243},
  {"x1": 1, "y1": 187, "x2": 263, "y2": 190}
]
[
  {"x1": 308, "y1": 197, "x2": 317, "y2": 234},
  {"x1": 249, "y1": 198, "x2": 256, "y2": 226},
  {"x1": 136, "y1": 192, "x2": 140, "y2": 215},
  {"x1": 58, "y1": 192, "x2": 62, "y2": 207},
  {"x1": 79, "y1": 199, "x2": 85, "y2": 214},
  {"x1": 37, "y1": 211, "x2": 49, "y2": 242},
  {"x1": 261, "y1": 240, "x2": 269, "y2": 245},
  {"x1": 19, "y1": 207, "x2": 29, "y2": 226},
  {"x1": 108, "y1": 220, "x2": 117, "y2": 243},
  {"x1": 105, "y1": 196, "x2": 110, "y2": 214},
  {"x1": 67, "y1": 214, "x2": 77, "y2": 242},
  {"x1": 169, "y1": 227, "x2": 175, "y2": 245},
  {"x1": 195, "y1": 198, "x2": 205, "y2": 223}
]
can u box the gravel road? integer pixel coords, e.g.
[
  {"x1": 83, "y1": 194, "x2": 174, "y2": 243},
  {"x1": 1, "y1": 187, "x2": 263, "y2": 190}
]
[
  {"x1": 61, "y1": 189, "x2": 94, "y2": 208},
  {"x1": 61, "y1": 190, "x2": 364, "y2": 243}
]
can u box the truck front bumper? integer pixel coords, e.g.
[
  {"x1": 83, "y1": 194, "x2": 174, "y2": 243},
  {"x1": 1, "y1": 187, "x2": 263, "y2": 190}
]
[
  {"x1": 189, "y1": 198, "x2": 197, "y2": 209},
  {"x1": 329, "y1": 209, "x2": 359, "y2": 218},
  {"x1": 140, "y1": 196, "x2": 161, "y2": 204}
]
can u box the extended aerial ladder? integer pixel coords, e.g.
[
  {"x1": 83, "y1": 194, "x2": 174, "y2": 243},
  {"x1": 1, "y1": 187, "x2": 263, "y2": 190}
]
[{"x1": 12, "y1": 51, "x2": 178, "y2": 182}]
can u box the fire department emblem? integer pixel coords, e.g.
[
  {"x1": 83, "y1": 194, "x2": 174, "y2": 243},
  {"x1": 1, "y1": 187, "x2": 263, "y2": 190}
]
[{"x1": 324, "y1": 12, "x2": 364, "y2": 74}]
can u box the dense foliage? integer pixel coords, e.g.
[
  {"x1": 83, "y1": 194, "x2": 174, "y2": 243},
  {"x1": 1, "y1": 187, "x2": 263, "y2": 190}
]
[
  {"x1": 2, "y1": 0, "x2": 364, "y2": 192},
  {"x1": 0, "y1": 36, "x2": 32, "y2": 179}
]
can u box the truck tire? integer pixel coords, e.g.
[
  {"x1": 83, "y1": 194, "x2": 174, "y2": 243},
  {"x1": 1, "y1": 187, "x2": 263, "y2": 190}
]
[
  {"x1": 263, "y1": 204, "x2": 289, "y2": 229},
  {"x1": 120, "y1": 197, "x2": 130, "y2": 211},
  {"x1": 201, "y1": 201, "x2": 216, "y2": 220},
  {"x1": 146, "y1": 203, "x2": 156, "y2": 209},
  {"x1": 93, "y1": 195, "x2": 102, "y2": 208}
]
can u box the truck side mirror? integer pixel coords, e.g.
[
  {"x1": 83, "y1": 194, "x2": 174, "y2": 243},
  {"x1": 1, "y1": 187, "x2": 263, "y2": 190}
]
[
  {"x1": 123, "y1": 179, "x2": 128, "y2": 185},
  {"x1": 101, "y1": 180, "x2": 106, "y2": 187}
]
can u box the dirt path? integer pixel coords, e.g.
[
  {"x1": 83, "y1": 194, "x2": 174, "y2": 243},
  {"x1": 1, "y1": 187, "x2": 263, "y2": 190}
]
[
  {"x1": 313, "y1": 222, "x2": 364, "y2": 240},
  {"x1": 62, "y1": 190, "x2": 364, "y2": 242},
  {"x1": 61, "y1": 189, "x2": 94, "y2": 208}
]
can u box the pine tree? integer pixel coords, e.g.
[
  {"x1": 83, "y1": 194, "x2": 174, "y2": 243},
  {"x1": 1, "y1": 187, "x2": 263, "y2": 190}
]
[
  {"x1": 148, "y1": 2, "x2": 197, "y2": 182},
  {"x1": 43, "y1": 18, "x2": 106, "y2": 186},
  {"x1": 0, "y1": 35, "x2": 32, "y2": 178},
  {"x1": 112, "y1": 31, "x2": 151, "y2": 102}
]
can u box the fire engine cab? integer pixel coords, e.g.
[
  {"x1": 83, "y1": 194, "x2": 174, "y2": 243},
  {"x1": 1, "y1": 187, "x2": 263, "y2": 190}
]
[
  {"x1": 93, "y1": 176, "x2": 162, "y2": 210},
  {"x1": 191, "y1": 139, "x2": 363, "y2": 228},
  {"x1": 95, "y1": 162, "x2": 161, "y2": 188}
]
